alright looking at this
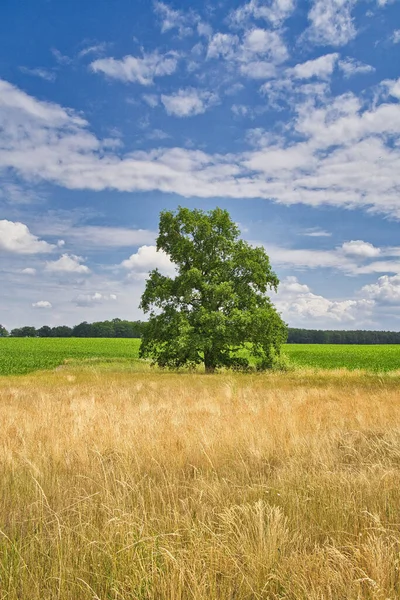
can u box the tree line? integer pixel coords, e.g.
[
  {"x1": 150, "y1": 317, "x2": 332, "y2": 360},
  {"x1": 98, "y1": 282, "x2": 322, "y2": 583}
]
[
  {"x1": 287, "y1": 329, "x2": 400, "y2": 344},
  {"x1": 2, "y1": 321, "x2": 400, "y2": 344},
  {"x1": 2, "y1": 319, "x2": 146, "y2": 339}
]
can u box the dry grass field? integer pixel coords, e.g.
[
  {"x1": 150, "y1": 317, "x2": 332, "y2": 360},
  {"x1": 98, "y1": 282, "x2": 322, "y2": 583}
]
[{"x1": 2, "y1": 366, "x2": 400, "y2": 599}]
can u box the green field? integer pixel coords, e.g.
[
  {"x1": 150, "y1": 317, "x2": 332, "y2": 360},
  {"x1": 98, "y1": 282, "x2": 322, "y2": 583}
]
[
  {"x1": 0, "y1": 337, "x2": 141, "y2": 375},
  {"x1": 1, "y1": 338, "x2": 400, "y2": 375}
]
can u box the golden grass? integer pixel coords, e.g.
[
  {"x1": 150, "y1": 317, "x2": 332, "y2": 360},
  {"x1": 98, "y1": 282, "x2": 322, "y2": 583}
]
[{"x1": 1, "y1": 367, "x2": 400, "y2": 599}]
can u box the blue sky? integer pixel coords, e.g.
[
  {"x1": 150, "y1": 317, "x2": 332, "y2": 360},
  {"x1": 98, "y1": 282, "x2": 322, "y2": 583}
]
[{"x1": 1, "y1": 0, "x2": 400, "y2": 330}]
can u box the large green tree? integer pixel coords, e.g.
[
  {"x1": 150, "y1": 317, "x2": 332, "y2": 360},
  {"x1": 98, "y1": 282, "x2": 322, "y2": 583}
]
[{"x1": 140, "y1": 207, "x2": 287, "y2": 372}]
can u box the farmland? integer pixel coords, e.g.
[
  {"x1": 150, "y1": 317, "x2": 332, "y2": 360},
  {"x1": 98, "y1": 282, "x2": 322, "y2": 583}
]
[
  {"x1": 2, "y1": 339, "x2": 400, "y2": 598},
  {"x1": 1, "y1": 337, "x2": 400, "y2": 375}
]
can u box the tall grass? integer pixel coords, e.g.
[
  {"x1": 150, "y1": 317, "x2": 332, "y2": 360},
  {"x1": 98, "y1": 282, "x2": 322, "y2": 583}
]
[{"x1": 1, "y1": 368, "x2": 400, "y2": 598}]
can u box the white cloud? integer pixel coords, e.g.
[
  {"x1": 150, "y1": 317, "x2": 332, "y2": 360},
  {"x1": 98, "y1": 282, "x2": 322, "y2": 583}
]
[
  {"x1": 147, "y1": 129, "x2": 170, "y2": 140},
  {"x1": 51, "y1": 48, "x2": 72, "y2": 65},
  {"x1": 142, "y1": 93, "x2": 159, "y2": 107},
  {"x1": 392, "y1": 30, "x2": 400, "y2": 44},
  {"x1": 154, "y1": 1, "x2": 198, "y2": 37},
  {"x1": 78, "y1": 43, "x2": 108, "y2": 58},
  {"x1": 242, "y1": 28, "x2": 288, "y2": 62},
  {"x1": 121, "y1": 245, "x2": 175, "y2": 278},
  {"x1": 229, "y1": 0, "x2": 296, "y2": 28},
  {"x1": 19, "y1": 67, "x2": 56, "y2": 82},
  {"x1": 0, "y1": 220, "x2": 54, "y2": 254},
  {"x1": 207, "y1": 28, "x2": 288, "y2": 72},
  {"x1": 161, "y1": 88, "x2": 218, "y2": 117},
  {"x1": 0, "y1": 79, "x2": 85, "y2": 126},
  {"x1": 290, "y1": 53, "x2": 339, "y2": 79},
  {"x1": 341, "y1": 240, "x2": 381, "y2": 258},
  {"x1": 306, "y1": 0, "x2": 357, "y2": 46},
  {"x1": 338, "y1": 57, "x2": 375, "y2": 78},
  {"x1": 21, "y1": 268, "x2": 37, "y2": 275},
  {"x1": 232, "y1": 104, "x2": 250, "y2": 117},
  {"x1": 386, "y1": 77, "x2": 400, "y2": 100},
  {"x1": 240, "y1": 61, "x2": 276, "y2": 79},
  {"x1": 90, "y1": 51, "x2": 178, "y2": 85},
  {"x1": 3, "y1": 78, "x2": 400, "y2": 221},
  {"x1": 276, "y1": 276, "x2": 374, "y2": 323},
  {"x1": 207, "y1": 33, "x2": 239, "y2": 60},
  {"x1": 361, "y1": 275, "x2": 400, "y2": 305},
  {"x1": 32, "y1": 300, "x2": 52, "y2": 309},
  {"x1": 73, "y1": 292, "x2": 117, "y2": 307},
  {"x1": 45, "y1": 254, "x2": 90, "y2": 274},
  {"x1": 302, "y1": 228, "x2": 332, "y2": 237}
]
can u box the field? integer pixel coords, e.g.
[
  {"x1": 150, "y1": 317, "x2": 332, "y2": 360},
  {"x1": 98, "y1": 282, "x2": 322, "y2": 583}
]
[
  {"x1": 1, "y1": 337, "x2": 400, "y2": 375},
  {"x1": 1, "y1": 366, "x2": 400, "y2": 599}
]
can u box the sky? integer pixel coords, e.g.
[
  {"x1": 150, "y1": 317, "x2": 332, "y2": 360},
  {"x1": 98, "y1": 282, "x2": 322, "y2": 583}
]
[{"x1": 0, "y1": 0, "x2": 400, "y2": 331}]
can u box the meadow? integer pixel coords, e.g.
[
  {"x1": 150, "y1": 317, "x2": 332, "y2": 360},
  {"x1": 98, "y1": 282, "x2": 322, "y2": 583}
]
[
  {"x1": 1, "y1": 337, "x2": 400, "y2": 375},
  {"x1": 1, "y1": 366, "x2": 400, "y2": 599},
  {"x1": 2, "y1": 339, "x2": 400, "y2": 598}
]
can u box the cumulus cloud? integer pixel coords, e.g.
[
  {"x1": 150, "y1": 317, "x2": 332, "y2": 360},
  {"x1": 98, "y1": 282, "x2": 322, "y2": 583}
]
[
  {"x1": 121, "y1": 245, "x2": 175, "y2": 278},
  {"x1": 229, "y1": 0, "x2": 296, "y2": 28},
  {"x1": 306, "y1": 0, "x2": 357, "y2": 46},
  {"x1": 90, "y1": 51, "x2": 178, "y2": 85},
  {"x1": 32, "y1": 300, "x2": 52, "y2": 309},
  {"x1": 0, "y1": 220, "x2": 54, "y2": 254},
  {"x1": 341, "y1": 240, "x2": 381, "y2": 258},
  {"x1": 289, "y1": 53, "x2": 339, "y2": 79},
  {"x1": 73, "y1": 292, "x2": 117, "y2": 307},
  {"x1": 207, "y1": 28, "x2": 288, "y2": 69},
  {"x1": 393, "y1": 30, "x2": 400, "y2": 44},
  {"x1": 21, "y1": 268, "x2": 37, "y2": 275},
  {"x1": 276, "y1": 276, "x2": 374, "y2": 324},
  {"x1": 161, "y1": 88, "x2": 219, "y2": 117},
  {"x1": 45, "y1": 254, "x2": 90, "y2": 274},
  {"x1": 207, "y1": 33, "x2": 239, "y2": 60},
  {"x1": 361, "y1": 275, "x2": 400, "y2": 305}
]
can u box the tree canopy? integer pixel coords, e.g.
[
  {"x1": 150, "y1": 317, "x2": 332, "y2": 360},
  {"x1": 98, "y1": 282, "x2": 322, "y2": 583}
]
[{"x1": 139, "y1": 207, "x2": 287, "y2": 372}]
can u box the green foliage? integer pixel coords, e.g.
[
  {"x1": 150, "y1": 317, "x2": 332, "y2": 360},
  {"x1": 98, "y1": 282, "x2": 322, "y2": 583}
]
[
  {"x1": 10, "y1": 319, "x2": 146, "y2": 338},
  {"x1": 0, "y1": 338, "x2": 141, "y2": 376},
  {"x1": 140, "y1": 207, "x2": 287, "y2": 372},
  {"x1": 0, "y1": 324, "x2": 8, "y2": 337},
  {"x1": 288, "y1": 329, "x2": 400, "y2": 344}
]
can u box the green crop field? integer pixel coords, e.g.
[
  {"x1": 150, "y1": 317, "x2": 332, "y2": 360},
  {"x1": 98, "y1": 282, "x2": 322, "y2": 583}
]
[
  {"x1": 285, "y1": 343, "x2": 400, "y2": 372},
  {"x1": 0, "y1": 338, "x2": 141, "y2": 375},
  {"x1": 1, "y1": 338, "x2": 400, "y2": 375}
]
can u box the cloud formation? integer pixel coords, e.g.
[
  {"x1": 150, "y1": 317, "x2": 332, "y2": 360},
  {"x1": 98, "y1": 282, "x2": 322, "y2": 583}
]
[
  {"x1": 121, "y1": 245, "x2": 175, "y2": 278},
  {"x1": 73, "y1": 292, "x2": 117, "y2": 307},
  {"x1": 2, "y1": 73, "x2": 400, "y2": 219},
  {"x1": 161, "y1": 88, "x2": 219, "y2": 117},
  {"x1": 0, "y1": 220, "x2": 54, "y2": 254},
  {"x1": 45, "y1": 254, "x2": 90, "y2": 274},
  {"x1": 90, "y1": 51, "x2": 178, "y2": 85},
  {"x1": 32, "y1": 300, "x2": 52, "y2": 309}
]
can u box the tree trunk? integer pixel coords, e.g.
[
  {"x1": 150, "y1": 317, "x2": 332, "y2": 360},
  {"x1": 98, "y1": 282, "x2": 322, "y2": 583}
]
[{"x1": 204, "y1": 351, "x2": 216, "y2": 374}]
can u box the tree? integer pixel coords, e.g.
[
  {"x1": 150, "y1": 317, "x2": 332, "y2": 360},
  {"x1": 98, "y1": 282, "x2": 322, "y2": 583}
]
[
  {"x1": 37, "y1": 325, "x2": 52, "y2": 337},
  {"x1": 140, "y1": 207, "x2": 287, "y2": 372},
  {"x1": 0, "y1": 324, "x2": 8, "y2": 337}
]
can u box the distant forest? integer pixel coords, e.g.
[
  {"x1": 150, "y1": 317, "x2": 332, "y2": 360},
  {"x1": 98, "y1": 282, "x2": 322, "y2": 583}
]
[{"x1": 1, "y1": 320, "x2": 400, "y2": 344}]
